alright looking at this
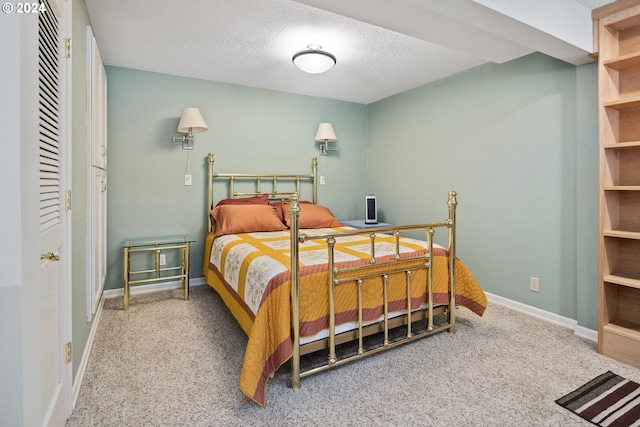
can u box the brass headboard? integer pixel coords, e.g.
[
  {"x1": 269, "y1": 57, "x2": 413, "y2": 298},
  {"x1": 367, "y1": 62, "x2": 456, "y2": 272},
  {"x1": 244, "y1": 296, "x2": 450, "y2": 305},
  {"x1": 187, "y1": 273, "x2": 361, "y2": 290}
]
[{"x1": 207, "y1": 153, "x2": 318, "y2": 232}]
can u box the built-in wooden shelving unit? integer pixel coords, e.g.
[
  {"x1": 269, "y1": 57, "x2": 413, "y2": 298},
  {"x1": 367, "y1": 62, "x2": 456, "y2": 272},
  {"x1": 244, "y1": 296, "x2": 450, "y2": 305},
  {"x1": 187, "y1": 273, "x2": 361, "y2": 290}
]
[{"x1": 596, "y1": 1, "x2": 640, "y2": 368}]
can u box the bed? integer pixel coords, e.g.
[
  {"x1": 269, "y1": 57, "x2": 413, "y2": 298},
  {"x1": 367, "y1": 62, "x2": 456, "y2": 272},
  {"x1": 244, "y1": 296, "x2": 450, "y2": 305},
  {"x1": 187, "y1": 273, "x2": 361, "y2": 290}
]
[{"x1": 202, "y1": 153, "x2": 487, "y2": 405}]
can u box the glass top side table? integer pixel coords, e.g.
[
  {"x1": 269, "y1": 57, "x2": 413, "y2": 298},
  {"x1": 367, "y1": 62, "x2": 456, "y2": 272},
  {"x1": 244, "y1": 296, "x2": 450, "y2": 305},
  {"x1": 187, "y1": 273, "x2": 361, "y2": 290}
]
[{"x1": 123, "y1": 235, "x2": 194, "y2": 310}]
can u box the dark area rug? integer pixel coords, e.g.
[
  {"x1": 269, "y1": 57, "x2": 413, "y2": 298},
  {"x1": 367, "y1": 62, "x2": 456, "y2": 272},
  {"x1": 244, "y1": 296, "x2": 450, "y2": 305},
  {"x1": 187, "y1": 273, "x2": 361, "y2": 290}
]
[{"x1": 556, "y1": 371, "x2": 640, "y2": 426}]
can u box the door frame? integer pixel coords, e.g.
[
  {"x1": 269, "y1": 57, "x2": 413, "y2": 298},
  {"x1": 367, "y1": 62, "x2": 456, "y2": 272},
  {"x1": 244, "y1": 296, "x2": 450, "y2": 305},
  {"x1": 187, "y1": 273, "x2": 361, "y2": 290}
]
[{"x1": 61, "y1": 0, "x2": 73, "y2": 417}]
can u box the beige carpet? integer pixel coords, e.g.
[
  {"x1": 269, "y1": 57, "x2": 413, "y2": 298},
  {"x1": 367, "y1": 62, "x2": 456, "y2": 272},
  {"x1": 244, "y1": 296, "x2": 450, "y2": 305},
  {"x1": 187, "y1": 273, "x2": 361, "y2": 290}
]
[{"x1": 67, "y1": 285, "x2": 640, "y2": 426}]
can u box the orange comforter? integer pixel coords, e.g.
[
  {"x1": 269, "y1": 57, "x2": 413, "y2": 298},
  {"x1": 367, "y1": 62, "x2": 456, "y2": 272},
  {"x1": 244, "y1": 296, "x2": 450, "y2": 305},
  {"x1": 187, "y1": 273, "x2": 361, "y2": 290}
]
[{"x1": 203, "y1": 227, "x2": 486, "y2": 405}]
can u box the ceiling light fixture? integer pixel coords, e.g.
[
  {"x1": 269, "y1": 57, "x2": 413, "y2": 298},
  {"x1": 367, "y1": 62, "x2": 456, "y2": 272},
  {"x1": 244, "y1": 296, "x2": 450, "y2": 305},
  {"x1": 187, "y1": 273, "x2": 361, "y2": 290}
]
[{"x1": 292, "y1": 44, "x2": 336, "y2": 74}]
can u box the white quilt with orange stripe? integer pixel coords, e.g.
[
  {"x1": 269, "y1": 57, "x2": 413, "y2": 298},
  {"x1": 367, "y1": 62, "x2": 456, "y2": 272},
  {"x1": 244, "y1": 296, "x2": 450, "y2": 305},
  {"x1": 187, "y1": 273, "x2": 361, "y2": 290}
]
[{"x1": 204, "y1": 227, "x2": 487, "y2": 405}]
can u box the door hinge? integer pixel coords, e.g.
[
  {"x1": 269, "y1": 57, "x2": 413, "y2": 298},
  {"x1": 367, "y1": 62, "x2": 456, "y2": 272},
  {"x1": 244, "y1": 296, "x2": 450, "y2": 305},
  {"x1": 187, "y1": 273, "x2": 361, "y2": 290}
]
[
  {"x1": 65, "y1": 342, "x2": 72, "y2": 364},
  {"x1": 65, "y1": 38, "x2": 72, "y2": 59},
  {"x1": 65, "y1": 191, "x2": 71, "y2": 211}
]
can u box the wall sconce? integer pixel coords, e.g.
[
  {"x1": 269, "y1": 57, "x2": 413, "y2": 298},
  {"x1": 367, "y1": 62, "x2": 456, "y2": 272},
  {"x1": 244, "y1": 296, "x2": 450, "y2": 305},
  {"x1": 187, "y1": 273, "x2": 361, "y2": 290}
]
[
  {"x1": 315, "y1": 123, "x2": 337, "y2": 156},
  {"x1": 172, "y1": 108, "x2": 208, "y2": 150}
]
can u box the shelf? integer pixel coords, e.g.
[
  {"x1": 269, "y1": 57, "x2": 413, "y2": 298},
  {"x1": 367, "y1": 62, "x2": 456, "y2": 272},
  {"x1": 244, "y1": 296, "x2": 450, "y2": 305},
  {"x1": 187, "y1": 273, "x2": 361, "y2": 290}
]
[
  {"x1": 604, "y1": 52, "x2": 640, "y2": 70},
  {"x1": 603, "y1": 186, "x2": 640, "y2": 191},
  {"x1": 604, "y1": 96, "x2": 640, "y2": 110},
  {"x1": 602, "y1": 145, "x2": 640, "y2": 187},
  {"x1": 604, "y1": 141, "x2": 640, "y2": 149},
  {"x1": 604, "y1": 274, "x2": 640, "y2": 289},
  {"x1": 603, "y1": 230, "x2": 640, "y2": 239},
  {"x1": 603, "y1": 321, "x2": 640, "y2": 341},
  {"x1": 605, "y1": 11, "x2": 640, "y2": 33}
]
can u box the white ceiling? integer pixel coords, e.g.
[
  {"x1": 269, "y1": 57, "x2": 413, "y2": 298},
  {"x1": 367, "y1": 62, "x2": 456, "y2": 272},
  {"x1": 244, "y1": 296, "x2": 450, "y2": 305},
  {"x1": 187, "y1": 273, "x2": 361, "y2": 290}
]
[{"x1": 84, "y1": 0, "x2": 615, "y2": 105}]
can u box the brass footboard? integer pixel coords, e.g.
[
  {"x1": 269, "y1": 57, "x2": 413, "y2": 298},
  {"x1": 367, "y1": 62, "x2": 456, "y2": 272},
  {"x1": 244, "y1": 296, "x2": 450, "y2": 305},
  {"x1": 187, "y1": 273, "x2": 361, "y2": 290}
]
[{"x1": 289, "y1": 191, "x2": 457, "y2": 389}]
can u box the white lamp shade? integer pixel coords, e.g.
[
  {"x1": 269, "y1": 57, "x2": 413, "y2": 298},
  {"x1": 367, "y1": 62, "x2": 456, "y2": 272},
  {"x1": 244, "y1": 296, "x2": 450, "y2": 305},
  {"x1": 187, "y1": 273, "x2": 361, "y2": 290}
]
[
  {"x1": 315, "y1": 123, "x2": 337, "y2": 142},
  {"x1": 293, "y1": 49, "x2": 336, "y2": 74},
  {"x1": 177, "y1": 108, "x2": 208, "y2": 133}
]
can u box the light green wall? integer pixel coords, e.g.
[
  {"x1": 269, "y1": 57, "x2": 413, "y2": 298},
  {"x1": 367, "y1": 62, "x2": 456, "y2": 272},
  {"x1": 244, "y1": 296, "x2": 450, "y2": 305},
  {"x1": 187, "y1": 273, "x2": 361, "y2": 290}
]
[
  {"x1": 368, "y1": 53, "x2": 599, "y2": 329},
  {"x1": 575, "y1": 62, "x2": 599, "y2": 329},
  {"x1": 104, "y1": 67, "x2": 369, "y2": 290},
  {"x1": 103, "y1": 54, "x2": 599, "y2": 330}
]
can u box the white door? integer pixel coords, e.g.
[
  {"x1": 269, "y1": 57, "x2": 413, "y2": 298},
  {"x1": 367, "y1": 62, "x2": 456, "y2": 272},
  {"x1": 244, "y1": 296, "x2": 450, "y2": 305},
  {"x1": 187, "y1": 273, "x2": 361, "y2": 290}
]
[
  {"x1": 38, "y1": 0, "x2": 69, "y2": 424},
  {"x1": 90, "y1": 167, "x2": 107, "y2": 314},
  {"x1": 87, "y1": 27, "x2": 108, "y2": 318}
]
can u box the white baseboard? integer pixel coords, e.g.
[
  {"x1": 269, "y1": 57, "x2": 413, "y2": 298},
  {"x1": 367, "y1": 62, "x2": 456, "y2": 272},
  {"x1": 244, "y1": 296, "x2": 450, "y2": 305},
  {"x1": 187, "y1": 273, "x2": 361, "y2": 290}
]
[
  {"x1": 70, "y1": 293, "x2": 105, "y2": 410},
  {"x1": 484, "y1": 292, "x2": 597, "y2": 342},
  {"x1": 574, "y1": 325, "x2": 598, "y2": 342},
  {"x1": 102, "y1": 276, "x2": 207, "y2": 299}
]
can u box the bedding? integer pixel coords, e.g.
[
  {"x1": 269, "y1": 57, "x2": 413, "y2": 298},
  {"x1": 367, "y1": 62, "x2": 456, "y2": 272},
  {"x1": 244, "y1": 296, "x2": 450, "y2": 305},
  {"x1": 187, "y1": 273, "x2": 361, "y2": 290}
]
[
  {"x1": 270, "y1": 200, "x2": 311, "y2": 224},
  {"x1": 281, "y1": 202, "x2": 342, "y2": 228},
  {"x1": 216, "y1": 194, "x2": 269, "y2": 205},
  {"x1": 203, "y1": 226, "x2": 487, "y2": 405},
  {"x1": 210, "y1": 204, "x2": 287, "y2": 237},
  {"x1": 209, "y1": 195, "x2": 270, "y2": 233}
]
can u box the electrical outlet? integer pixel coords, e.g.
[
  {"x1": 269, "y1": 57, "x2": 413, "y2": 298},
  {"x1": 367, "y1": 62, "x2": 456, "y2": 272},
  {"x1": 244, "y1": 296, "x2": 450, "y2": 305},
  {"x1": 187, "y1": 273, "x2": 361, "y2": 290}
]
[
  {"x1": 529, "y1": 276, "x2": 540, "y2": 292},
  {"x1": 184, "y1": 174, "x2": 192, "y2": 186},
  {"x1": 320, "y1": 176, "x2": 326, "y2": 185},
  {"x1": 159, "y1": 254, "x2": 166, "y2": 266}
]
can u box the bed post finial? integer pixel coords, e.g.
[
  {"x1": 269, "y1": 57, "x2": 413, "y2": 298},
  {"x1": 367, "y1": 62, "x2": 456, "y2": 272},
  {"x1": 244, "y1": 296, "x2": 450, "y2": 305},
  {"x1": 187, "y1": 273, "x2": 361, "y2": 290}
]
[
  {"x1": 448, "y1": 190, "x2": 457, "y2": 208},
  {"x1": 447, "y1": 190, "x2": 457, "y2": 333},
  {"x1": 289, "y1": 193, "x2": 301, "y2": 389}
]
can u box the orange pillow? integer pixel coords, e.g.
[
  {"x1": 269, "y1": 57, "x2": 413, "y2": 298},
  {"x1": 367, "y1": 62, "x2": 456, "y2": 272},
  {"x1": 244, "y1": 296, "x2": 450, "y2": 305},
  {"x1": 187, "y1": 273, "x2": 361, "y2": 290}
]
[
  {"x1": 210, "y1": 195, "x2": 269, "y2": 230},
  {"x1": 283, "y1": 203, "x2": 342, "y2": 229},
  {"x1": 212, "y1": 204, "x2": 287, "y2": 237},
  {"x1": 271, "y1": 200, "x2": 312, "y2": 223},
  {"x1": 215, "y1": 194, "x2": 268, "y2": 206}
]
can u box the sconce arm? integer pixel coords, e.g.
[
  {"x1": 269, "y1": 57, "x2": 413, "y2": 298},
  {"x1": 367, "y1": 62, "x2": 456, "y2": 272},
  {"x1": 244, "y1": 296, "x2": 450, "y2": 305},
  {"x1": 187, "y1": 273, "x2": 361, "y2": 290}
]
[
  {"x1": 172, "y1": 128, "x2": 195, "y2": 150},
  {"x1": 319, "y1": 140, "x2": 338, "y2": 156}
]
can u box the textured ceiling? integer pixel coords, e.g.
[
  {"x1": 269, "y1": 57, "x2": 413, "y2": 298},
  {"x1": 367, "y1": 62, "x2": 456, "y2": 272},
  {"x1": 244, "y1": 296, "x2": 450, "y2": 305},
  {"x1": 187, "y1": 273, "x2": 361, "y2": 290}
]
[{"x1": 85, "y1": 0, "x2": 615, "y2": 104}]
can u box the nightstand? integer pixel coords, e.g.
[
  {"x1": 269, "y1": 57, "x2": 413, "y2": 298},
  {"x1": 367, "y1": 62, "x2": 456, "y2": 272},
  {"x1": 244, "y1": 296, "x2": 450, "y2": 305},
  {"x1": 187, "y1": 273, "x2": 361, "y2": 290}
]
[
  {"x1": 122, "y1": 235, "x2": 194, "y2": 310},
  {"x1": 341, "y1": 219, "x2": 392, "y2": 229}
]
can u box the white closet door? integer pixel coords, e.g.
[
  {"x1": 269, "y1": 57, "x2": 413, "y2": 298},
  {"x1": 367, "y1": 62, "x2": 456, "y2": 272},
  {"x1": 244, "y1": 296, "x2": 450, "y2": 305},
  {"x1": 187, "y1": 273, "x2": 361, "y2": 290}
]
[
  {"x1": 87, "y1": 26, "x2": 107, "y2": 319},
  {"x1": 38, "y1": 0, "x2": 69, "y2": 424}
]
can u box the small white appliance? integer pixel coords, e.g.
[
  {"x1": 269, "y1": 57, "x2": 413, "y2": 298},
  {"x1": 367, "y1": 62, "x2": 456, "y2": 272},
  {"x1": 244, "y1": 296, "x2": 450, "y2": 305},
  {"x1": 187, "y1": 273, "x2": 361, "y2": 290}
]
[{"x1": 365, "y1": 194, "x2": 377, "y2": 224}]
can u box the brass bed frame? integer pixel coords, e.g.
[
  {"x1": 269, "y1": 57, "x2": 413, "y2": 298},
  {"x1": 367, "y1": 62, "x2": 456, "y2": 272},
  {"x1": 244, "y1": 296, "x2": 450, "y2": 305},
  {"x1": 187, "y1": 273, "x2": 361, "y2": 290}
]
[{"x1": 206, "y1": 152, "x2": 457, "y2": 389}]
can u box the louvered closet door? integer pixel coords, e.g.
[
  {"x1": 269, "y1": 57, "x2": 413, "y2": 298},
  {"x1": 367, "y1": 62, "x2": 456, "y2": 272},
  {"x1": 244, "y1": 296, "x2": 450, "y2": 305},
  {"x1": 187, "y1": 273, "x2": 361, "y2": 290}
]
[{"x1": 39, "y1": 0, "x2": 68, "y2": 424}]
